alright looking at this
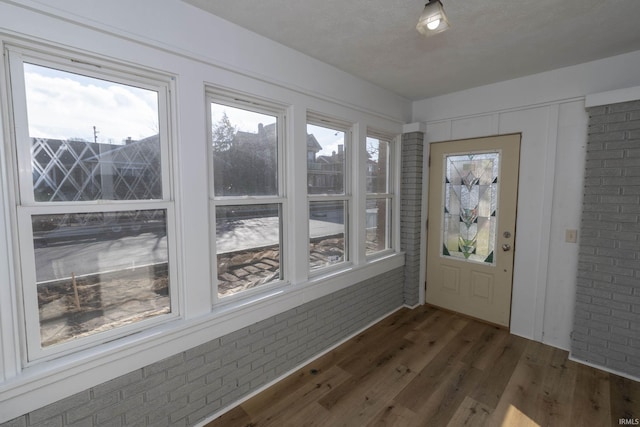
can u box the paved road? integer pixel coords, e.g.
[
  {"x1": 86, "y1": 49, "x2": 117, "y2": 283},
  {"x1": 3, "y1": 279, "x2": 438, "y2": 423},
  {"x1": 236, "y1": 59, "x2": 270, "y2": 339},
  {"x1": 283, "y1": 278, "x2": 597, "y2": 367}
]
[
  {"x1": 216, "y1": 217, "x2": 343, "y2": 253},
  {"x1": 35, "y1": 232, "x2": 168, "y2": 282},
  {"x1": 35, "y1": 218, "x2": 344, "y2": 282}
]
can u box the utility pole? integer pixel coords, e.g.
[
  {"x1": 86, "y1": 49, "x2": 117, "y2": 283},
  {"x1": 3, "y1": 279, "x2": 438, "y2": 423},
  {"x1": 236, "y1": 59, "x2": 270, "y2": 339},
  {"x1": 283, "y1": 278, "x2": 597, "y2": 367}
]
[{"x1": 93, "y1": 126, "x2": 99, "y2": 143}]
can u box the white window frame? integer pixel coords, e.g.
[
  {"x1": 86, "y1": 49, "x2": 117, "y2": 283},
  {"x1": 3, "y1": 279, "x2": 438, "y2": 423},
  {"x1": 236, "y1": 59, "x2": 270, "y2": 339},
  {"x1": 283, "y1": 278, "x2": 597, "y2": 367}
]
[
  {"x1": 365, "y1": 130, "x2": 397, "y2": 259},
  {"x1": 306, "y1": 112, "x2": 353, "y2": 276},
  {"x1": 206, "y1": 89, "x2": 289, "y2": 304},
  {"x1": 6, "y1": 45, "x2": 179, "y2": 363}
]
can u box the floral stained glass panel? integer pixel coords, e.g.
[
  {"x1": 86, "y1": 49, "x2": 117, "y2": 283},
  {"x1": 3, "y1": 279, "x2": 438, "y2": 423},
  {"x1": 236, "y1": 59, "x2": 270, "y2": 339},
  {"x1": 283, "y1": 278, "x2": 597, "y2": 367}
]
[{"x1": 442, "y1": 152, "x2": 499, "y2": 264}]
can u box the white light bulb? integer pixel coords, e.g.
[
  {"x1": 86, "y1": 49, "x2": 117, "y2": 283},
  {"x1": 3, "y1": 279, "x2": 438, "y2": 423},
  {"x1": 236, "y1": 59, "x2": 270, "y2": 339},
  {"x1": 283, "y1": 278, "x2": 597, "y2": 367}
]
[{"x1": 427, "y1": 19, "x2": 440, "y2": 30}]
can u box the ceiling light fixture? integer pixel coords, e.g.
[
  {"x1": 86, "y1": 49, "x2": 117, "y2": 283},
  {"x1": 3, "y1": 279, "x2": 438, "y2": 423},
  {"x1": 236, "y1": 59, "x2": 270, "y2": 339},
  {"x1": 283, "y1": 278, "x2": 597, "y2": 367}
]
[{"x1": 416, "y1": 0, "x2": 450, "y2": 36}]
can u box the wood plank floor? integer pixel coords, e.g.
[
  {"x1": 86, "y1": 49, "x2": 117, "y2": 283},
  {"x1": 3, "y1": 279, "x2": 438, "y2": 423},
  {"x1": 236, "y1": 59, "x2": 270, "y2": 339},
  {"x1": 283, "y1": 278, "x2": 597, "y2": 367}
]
[{"x1": 205, "y1": 305, "x2": 640, "y2": 427}]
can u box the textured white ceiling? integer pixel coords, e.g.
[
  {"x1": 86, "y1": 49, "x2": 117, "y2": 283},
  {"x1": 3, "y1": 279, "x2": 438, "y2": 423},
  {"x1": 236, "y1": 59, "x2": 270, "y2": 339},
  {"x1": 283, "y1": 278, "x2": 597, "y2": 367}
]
[{"x1": 183, "y1": 0, "x2": 640, "y2": 100}]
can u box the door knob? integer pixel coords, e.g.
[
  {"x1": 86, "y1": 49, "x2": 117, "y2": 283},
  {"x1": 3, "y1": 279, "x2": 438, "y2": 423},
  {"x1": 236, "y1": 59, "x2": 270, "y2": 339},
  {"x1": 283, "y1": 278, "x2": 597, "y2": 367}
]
[{"x1": 502, "y1": 243, "x2": 511, "y2": 251}]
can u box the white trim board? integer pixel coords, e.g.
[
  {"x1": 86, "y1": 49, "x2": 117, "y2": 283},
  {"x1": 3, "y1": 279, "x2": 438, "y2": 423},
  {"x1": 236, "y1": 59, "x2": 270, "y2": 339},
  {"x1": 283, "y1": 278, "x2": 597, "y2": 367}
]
[{"x1": 586, "y1": 86, "x2": 640, "y2": 108}]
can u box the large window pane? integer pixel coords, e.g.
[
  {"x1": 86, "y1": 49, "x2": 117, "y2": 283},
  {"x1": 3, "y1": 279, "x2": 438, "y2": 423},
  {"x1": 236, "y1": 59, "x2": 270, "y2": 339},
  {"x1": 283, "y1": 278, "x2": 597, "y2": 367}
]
[
  {"x1": 309, "y1": 200, "x2": 346, "y2": 269},
  {"x1": 24, "y1": 63, "x2": 162, "y2": 201},
  {"x1": 211, "y1": 103, "x2": 278, "y2": 197},
  {"x1": 366, "y1": 198, "x2": 390, "y2": 255},
  {"x1": 366, "y1": 135, "x2": 393, "y2": 257},
  {"x1": 216, "y1": 204, "x2": 282, "y2": 297},
  {"x1": 366, "y1": 137, "x2": 389, "y2": 193},
  {"x1": 33, "y1": 209, "x2": 169, "y2": 347},
  {"x1": 307, "y1": 124, "x2": 345, "y2": 195}
]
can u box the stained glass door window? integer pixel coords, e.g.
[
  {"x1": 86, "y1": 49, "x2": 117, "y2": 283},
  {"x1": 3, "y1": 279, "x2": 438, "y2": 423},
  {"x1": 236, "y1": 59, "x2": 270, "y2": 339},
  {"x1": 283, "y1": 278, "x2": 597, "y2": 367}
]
[{"x1": 442, "y1": 152, "x2": 499, "y2": 264}]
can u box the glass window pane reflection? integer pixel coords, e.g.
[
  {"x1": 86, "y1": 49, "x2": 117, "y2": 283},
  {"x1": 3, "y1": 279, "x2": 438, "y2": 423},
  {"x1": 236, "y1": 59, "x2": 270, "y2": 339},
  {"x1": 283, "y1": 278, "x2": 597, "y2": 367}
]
[
  {"x1": 33, "y1": 209, "x2": 170, "y2": 347},
  {"x1": 309, "y1": 200, "x2": 346, "y2": 269}
]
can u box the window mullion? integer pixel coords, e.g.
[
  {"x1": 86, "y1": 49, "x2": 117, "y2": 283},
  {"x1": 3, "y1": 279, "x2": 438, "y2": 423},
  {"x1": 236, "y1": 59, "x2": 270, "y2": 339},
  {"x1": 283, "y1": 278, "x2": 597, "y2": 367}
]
[
  {"x1": 307, "y1": 194, "x2": 349, "y2": 204},
  {"x1": 8, "y1": 50, "x2": 34, "y2": 205},
  {"x1": 213, "y1": 196, "x2": 285, "y2": 206},
  {"x1": 366, "y1": 193, "x2": 392, "y2": 199},
  {"x1": 158, "y1": 84, "x2": 173, "y2": 202},
  {"x1": 15, "y1": 209, "x2": 39, "y2": 363}
]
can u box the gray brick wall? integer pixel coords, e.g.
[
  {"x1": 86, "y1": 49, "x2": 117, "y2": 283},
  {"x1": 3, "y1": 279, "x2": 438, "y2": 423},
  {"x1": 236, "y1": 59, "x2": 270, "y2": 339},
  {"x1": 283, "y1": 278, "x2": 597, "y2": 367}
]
[
  {"x1": 401, "y1": 131, "x2": 424, "y2": 306},
  {"x1": 571, "y1": 99, "x2": 640, "y2": 379},
  {"x1": 1, "y1": 268, "x2": 404, "y2": 426}
]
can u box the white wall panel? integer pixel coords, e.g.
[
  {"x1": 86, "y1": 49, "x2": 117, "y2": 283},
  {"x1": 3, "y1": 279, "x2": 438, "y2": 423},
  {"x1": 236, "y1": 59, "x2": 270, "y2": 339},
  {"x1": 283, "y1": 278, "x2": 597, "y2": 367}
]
[
  {"x1": 544, "y1": 100, "x2": 588, "y2": 349},
  {"x1": 498, "y1": 106, "x2": 553, "y2": 341},
  {"x1": 425, "y1": 121, "x2": 451, "y2": 143},
  {"x1": 450, "y1": 115, "x2": 496, "y2": 141}
]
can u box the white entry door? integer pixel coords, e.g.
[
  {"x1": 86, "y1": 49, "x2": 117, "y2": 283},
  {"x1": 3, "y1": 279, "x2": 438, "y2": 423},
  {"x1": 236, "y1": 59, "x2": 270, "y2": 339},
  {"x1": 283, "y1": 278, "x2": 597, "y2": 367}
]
[{"x1": 426, "y1": 134, "x2": 521, "y2": 327}]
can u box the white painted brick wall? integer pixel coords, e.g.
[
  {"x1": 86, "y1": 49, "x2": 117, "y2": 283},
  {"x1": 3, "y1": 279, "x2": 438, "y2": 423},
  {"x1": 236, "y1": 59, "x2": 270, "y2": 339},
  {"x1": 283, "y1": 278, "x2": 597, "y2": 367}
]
[
  {"x1": 401, "y1": 131, "x2": 424, "y2": 306},
  {"x1": 571, "y1": 99, "x2": 640, "y2": 379}
]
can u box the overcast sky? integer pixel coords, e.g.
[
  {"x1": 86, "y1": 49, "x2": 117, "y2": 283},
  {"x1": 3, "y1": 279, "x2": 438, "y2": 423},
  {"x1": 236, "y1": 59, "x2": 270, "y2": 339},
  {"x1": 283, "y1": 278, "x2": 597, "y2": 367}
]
[
  {"x1": 307, "y1": 124, "x2": 345, "y2": 157},
  {"x1": 24, "y1": 63, "x2": 158, "y2": 144},
  {"x1": 24, "y1": 63, "x2": 374, "y2": 158}
]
